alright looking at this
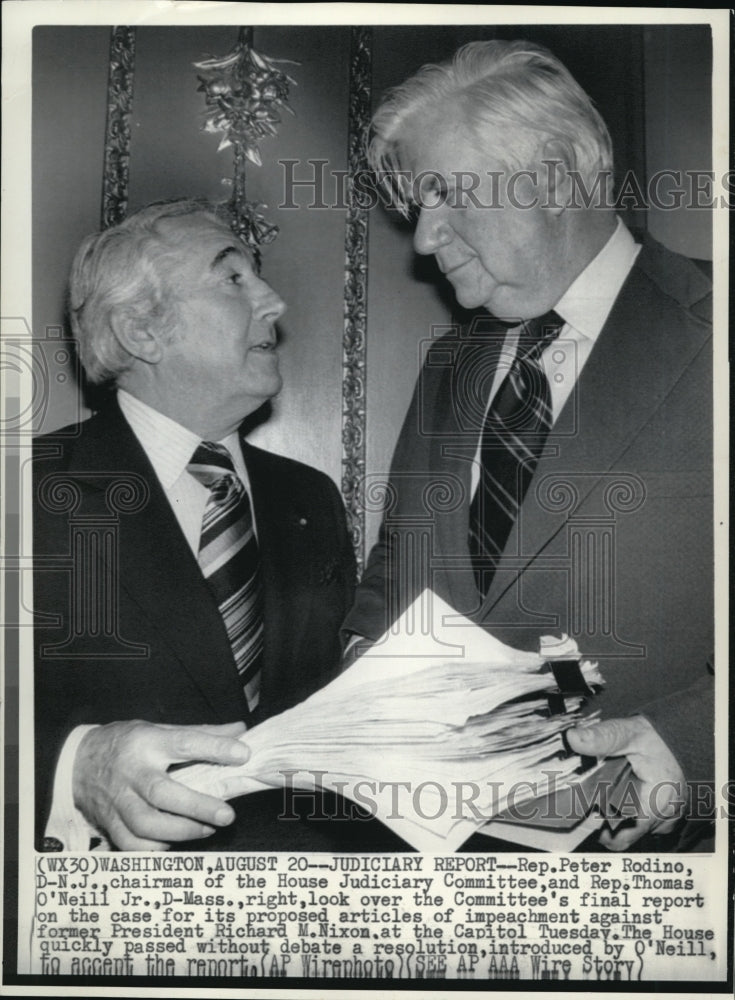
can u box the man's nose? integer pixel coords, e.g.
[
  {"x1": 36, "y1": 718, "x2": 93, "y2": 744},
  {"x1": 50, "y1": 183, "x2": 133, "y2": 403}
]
[
  {"x1": 413, "y1": 206, "x2": 453, "y2": 256},
  {"x1": 256, "y1": 279, "x2": 287, "y2": 321}
]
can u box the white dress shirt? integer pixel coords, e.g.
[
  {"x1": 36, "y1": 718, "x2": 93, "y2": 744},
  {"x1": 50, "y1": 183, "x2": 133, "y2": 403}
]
[
  {"x1": 45, "y1": 392, "x2": 255, "y2": 849},
  {"x1": 470, "y1": 217, "x2": 641, "y2": 495},
  {"x1": 117, "y1": 389, "x2": 255, "y2": 549}
]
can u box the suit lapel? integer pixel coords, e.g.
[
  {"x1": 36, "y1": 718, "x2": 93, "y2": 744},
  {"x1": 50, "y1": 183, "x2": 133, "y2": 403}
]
[
  {"x1": 241, "y1": 441, "x2": 315, "y2": 713},
  {"x1": 483, "y1": 246, "x2": 711, "y2": 612},
  {"x1": 68, "y1": 401, "x2": 248, "y2": 719},
  {"x1": 431, "y1": 326, "x2": 505, "y2": 614}
]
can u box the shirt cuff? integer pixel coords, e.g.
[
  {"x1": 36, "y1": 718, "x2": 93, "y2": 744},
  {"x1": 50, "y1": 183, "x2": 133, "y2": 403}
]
[
  {"x1": 45, "y1": 724, "x2": 109, "y2": 851},
  {"x1": 341, "y1": 632, "x2": 372, "y2": 668}
]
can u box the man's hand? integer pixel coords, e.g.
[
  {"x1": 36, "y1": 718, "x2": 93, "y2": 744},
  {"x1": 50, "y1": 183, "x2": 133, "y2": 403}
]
[
  {"x1": 566, "y1": 716, "x2": 686, "y2": 851},
  {"x1": 73, "y1": 720, "x2": 250, "y2": 851}
]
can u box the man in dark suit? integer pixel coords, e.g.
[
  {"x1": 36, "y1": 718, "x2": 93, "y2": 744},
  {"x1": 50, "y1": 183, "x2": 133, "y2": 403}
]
[
  {"x1": 34, "y1": 199, "x2": 356, "y2": 851},
  {"x1": 344, "y1": 40, "x2": 714, "y2": 849}
]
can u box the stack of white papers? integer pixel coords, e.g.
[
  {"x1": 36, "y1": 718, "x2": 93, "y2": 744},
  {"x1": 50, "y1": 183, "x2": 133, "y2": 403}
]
[{"x1": 177, "y1": 591, "x2": 605, "y2": 851}]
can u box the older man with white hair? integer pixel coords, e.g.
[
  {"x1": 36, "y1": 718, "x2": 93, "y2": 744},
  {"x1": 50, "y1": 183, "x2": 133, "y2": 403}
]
[
  {"x1": 345, "y1": 40, "x2": 714, "y2": 850},
  {"x1": 34, "y1": 199, "x2": 356, "y2": 851}
]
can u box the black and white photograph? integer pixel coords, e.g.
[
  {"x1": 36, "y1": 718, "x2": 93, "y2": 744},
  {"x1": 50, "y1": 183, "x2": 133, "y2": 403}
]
[{"x1": 1, "y1": 2, "x2": 730, "y2": 995}]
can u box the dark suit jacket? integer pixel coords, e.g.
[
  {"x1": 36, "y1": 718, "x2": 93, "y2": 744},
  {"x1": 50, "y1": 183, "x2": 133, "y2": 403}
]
[
  {"x1": 33, "y1": 397, "x2": 356, "y2": 848},
  {"x1": 345, "y1": 232, "x2": 714, "y2": 792}
]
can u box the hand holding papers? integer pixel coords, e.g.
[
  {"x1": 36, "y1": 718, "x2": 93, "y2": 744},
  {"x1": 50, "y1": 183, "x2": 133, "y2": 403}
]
[{"x1": 177, "y1": 591, "x2": 609, "y2": 851}]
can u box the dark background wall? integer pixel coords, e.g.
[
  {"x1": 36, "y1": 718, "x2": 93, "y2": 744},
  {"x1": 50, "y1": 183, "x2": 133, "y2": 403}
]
[{"x1": 32, "y1": 23, "x2": 713, "y2": 557}]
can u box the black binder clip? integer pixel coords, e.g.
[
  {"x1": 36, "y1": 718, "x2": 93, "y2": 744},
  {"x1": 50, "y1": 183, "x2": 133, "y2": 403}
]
[
  {"x1": 542, "y1": 660, "x2": 599, "y2": 770},
  {"x1": 545, "y1": 658, "x2": 596, "y2": 696},
  {"x1": 541, "y1": 659, "x2": 599, "y2": 770}
]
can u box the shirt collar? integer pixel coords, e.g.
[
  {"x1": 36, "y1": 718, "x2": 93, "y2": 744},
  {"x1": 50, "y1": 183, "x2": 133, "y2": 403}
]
[
  {"x1": 117, "y1": 389, "x2": 246, "y2": 489},
  {"x1": 555, "y1": 217, "x2": 641, "y2": 341}
]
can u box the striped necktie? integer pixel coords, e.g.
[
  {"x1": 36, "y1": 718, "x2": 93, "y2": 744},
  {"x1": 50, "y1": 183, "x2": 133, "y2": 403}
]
[
  {"x1": 468, "y1": 310, "x2": 564, "y2": 596},
  {"x1": 188, "y1": 442, "x2": 263, "y2": 713}
]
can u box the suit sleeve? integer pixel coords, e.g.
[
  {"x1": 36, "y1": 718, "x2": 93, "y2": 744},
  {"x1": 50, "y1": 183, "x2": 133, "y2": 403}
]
[
  {"x1": 641, "y1": 665, "x2": 715, "y2": 786},
  {"x1": 341, "y1": 522, "x2": 392, "y2": 644},
  {"x1": 342, "y1": 342, "x2": 445, "y2": 644}
]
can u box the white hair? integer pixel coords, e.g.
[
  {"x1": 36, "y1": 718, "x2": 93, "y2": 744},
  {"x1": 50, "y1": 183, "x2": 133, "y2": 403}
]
[
  {"x1": 369, "y1": 40, "x2": 614, "y2": 214},
  {"x1": 68, "y1": 199, "x2": 231, "y2": 384}
]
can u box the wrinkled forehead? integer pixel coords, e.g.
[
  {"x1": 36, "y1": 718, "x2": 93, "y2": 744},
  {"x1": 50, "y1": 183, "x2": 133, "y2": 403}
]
[
  {"x1": 153, "y1": 212, "x2": 255, "y2": 268},
  {"x1": 397, "y1": 99, "x2": 491, "y2": 173}
]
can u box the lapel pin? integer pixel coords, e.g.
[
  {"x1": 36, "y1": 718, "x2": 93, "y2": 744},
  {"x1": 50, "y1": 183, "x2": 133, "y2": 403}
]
[{"x1": 319, "y1": 560, "x2": 337, "y2": 585}]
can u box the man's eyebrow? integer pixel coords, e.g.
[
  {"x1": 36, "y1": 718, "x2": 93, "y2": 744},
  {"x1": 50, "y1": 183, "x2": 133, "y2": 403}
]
[{"x1": 210, "y1": 245, "x2": 251, "y2": 269}]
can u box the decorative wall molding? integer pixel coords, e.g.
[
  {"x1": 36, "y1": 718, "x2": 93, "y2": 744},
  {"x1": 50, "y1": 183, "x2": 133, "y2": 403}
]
[
  {"x1": 342, "y1": 26, "x2": 373, "y2": 573},
  {"x1": 101, "y1": 26, "x2": 136, "y2": 230}
]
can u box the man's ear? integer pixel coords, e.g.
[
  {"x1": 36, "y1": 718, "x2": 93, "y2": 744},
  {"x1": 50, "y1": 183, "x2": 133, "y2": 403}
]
[
  {"x1": 110, "y1": 309, "x2": 164, "y2": 365},
  {"x1": 539, "y1": 138, "x2": 576, "y2": 215}
]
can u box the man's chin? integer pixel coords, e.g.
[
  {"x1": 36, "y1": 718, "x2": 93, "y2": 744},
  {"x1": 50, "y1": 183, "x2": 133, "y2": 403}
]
[
  {"x1": 255, "y1": 380, "x2": 282, "y2": 407},
  {"x1": 449, "y1": 280, "x2": 503, "y2": 315},
  {"x1": 450, "y1": 285, "x2": 490, "y2": 312},
  {"x1": 239, "y1": 379, "x2": 282, "y2": 416}
]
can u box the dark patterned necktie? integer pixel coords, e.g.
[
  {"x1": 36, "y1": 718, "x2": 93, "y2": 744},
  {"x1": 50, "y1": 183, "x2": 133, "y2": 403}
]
[
  {"x1": 468, "y1": 311, "x2": 564, "y2": 595},
  {"x1": 188, "y1": 442, "x2": 263, "y2": 713}
]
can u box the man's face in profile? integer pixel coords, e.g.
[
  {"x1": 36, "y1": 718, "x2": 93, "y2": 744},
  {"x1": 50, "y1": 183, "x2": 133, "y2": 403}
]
[
  {"x1": 400, "y1": 102, "x2": 568, "y2": 321},
  {"x1": 152, "y1": 214, "x2": 287, "y2": 423}
]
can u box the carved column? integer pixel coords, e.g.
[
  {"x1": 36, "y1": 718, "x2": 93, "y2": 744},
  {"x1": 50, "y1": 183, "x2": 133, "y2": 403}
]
[
  {"x1": 342, "y1": 26, "x2": 373, "y2": 573},
  {"x1": 101, "y1": 26, "x2": 136, "y2": 229}
]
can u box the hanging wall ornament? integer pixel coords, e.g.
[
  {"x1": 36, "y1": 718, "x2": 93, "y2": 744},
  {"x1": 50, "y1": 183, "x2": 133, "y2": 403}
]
[{"x1": 194, "y1": 27, "x2": 298, "y2": 263}]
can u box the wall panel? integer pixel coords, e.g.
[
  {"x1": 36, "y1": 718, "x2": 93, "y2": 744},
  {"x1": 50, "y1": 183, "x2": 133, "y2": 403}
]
[
  {"x1": 32, "y1": 26, "x2": 110, "y2": 433},
  {"x1": 241, "y1": 26, "x2": 350, "y2": 485},
  {"x1": 643, "y1": 25, "x2": 713, "y2": 260},
  {"x1": 127, "y1": 26, "x2": 237, "y2": 210}
]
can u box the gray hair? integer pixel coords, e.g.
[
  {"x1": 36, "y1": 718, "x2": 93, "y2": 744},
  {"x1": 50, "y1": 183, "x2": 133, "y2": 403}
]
[
  {"x1": 368, "y1": 40, "x2": 614, "y2": 214},
  {"x1": 68, "y1": 198, "x2": 231, "y2": 384}
]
